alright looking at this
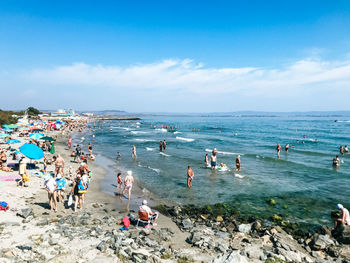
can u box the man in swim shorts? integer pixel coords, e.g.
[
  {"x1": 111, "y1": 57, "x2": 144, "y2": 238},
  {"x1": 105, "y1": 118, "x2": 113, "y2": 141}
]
[
  {"x1": 210, "y1": 149, "x2": 217, "y2": 169},
  {"x1": 55, "y1": 154, "x2": 65, "y2": 177},
  {"x1": 187, "y1": 165, "x2": 194, "y2": 188},
  {"x1": 122, "y1": 171, "x2": 134, "y2": 200}
]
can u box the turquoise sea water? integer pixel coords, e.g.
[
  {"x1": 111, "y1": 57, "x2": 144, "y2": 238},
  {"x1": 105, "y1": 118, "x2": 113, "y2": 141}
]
[{"x1": 82, "y1": 116, "x2": 350, "y2": 226}]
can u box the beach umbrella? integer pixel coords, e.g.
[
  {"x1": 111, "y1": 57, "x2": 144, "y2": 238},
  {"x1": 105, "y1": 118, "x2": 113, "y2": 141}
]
[
  {"x1": 29, "y1": 133, "x2": 44, "y2": 140},
  {"x1": 0, "y1": 134, "x2": 10, "y2": 138},
  {"x1": 19, "y1": 143, "x2": 44, "y2": 159},
  {"x1": 6, "y1": 139, "x2": 21, "y2": 144},
  {"x1": 6, "y1": 124, "x2": 18, "y2": 129},
  {"x1": 40, "y1": 136, "x2": 55, "y2": 141}
]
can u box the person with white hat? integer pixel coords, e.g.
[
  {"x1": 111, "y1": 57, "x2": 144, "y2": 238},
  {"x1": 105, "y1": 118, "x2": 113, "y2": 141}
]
[
  {"x1": 334, "y1": 204, "x2": 350, "y2": 228},
  {"x1": 121, "y1": 170, "x2": 134, "y2": 200},
  {"x1": 139, "y1": 199, "x2": 159, "y2": 225}
]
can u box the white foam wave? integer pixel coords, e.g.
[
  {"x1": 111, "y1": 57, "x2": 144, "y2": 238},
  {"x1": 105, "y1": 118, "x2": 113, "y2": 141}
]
[
  {"x1": 173, "y1": 131, "x2": 181, "y2": 134},
  {"x1": 155, "y1": 128, "x2": 167, "y2": 133},
  {"x1": 134, "y1": 138, "x2": 156, "y2": 142},
  {"x1": 137, "y1": 163, "x2": 160, "y2": 174},
  {"x1": 176, "y1": 136, "x2": 195, "y2": 142},
  {"x1": 217, "y1": 167, "x2": 229, "y2": 172},
  {"x1": 131, "y1": 131, "x2": 148, "y2": 135},
  {"x1": 336, "y1": 120, "x2": 350, "y2": 123},
  {"x1": 235, "y1": 174, "x2": 244, "y2": 179},
  {"x1": 205, "y1": 149, "x2": 240, "y2": 155},
  {"x1": 159, "y1": 152, "x2": 171, "y2": 157},
  {"x1": 146, "y1": 147, "x2": 155, "y2": 151}
]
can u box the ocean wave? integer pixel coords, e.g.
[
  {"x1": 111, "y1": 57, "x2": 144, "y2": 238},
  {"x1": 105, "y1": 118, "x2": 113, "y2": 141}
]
[
  {"x1": 155, "y1": 128, "x2": 167, "y2": 133},
  {"x1": 159, "y1": 152, "x2": 171, "y2": 157},
  {"x1": 173, "y1": 131, "x2": 181, "y2": 134},
  {"x1": 176, "y1": 136, "x2": 195, "y2": 142},
  {"x1": 137, "y1": 163, "x2": 160, "y2": 174},
  {"x1": 235, "y1": 174, "x2": 245, "y2": 179},
  {"x1": 205, "y1": 149, "x2": 240, "y2": 155},
  {"x1": 131, "y1": 131, "x2": 149, "y2": 135},
  {"x1": 146, "y1": 147, "x2": 155, "y2": 151},
  {"x1": 134, "y1": 138, "x2": 156, "y2": 142}
]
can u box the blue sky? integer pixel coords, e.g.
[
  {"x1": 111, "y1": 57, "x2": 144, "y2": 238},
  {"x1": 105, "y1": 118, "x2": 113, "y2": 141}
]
[{"x1": 1, "y1": 1, "x2": 350, "y2": 112}]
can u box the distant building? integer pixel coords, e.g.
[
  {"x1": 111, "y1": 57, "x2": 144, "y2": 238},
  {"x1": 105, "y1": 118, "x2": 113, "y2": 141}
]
[{"x1": 51, "y1": 109, "x2": 75, "y2": 117}]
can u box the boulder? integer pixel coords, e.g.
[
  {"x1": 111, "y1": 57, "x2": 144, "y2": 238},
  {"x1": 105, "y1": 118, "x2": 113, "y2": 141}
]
[
  {"x1": 238, "y1": 224, "x2": 251, "y2": 234},
  {"x1": 181, "y1": 218, "x2": 192, "y2": 230},
  {"x1": 210, "y1": 251, "x2": 249, "y2": 263},
  {"x1": 96, "y1": 241, "x2": 107, "y2": 252},
  {"x1": 17, "y1": 208, "x2": 33, "y2": 219},
  {"x1": 333, "y1": 225, "x2": 350, "y2": 244},
  {"x1": 310, "y1": 235, "x2": 335, "y2": 250}
]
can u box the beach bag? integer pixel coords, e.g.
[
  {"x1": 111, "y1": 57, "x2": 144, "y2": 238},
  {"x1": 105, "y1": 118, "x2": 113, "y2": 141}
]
[
  {"x1": 22, "y1": 174, "x2": 30, "y2": 182},
  {"x1": 78, "y1": 181, "x2": 86, "y2": 194},
  {"x1": 122, "y1": 216, "x2": 130, "y2": 228},
  {"x1": 0, "y1": 201, "x2": 9, "y2": 211},
  {"x1": 67, "y1": 195, "x2": 73, "y2": 206}
]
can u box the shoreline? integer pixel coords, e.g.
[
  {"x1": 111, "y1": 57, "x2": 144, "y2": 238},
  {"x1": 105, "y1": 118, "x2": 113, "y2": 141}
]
[{"x1": 1, "y1": 123, "x2": 350, "y2": 262}]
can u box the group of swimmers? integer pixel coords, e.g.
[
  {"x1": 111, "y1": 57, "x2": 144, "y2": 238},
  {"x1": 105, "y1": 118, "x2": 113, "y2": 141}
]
[{"x1": 204, "y1": 149, "x2": 241, "y2": 171}]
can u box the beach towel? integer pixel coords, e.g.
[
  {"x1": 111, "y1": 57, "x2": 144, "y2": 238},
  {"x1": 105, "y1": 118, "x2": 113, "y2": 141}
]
[
  {"x1": 0, "y1": 175, "x2": 21, "y2": 181},
  {"x1": 0, "y1": 201, "x2": 9, "y2": 211},
  {"x1": 122, "y1": 216, "x2": 130, "y2": 228}
]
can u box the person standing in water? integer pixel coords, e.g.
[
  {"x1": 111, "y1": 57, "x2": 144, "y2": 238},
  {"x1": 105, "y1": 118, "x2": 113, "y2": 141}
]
[
  {"x1": 235, "y1": 155, "x2": 241, "y2": 171},
  {"x1": 345, "y1": 145, "x2": 349, "y2": 153},
  {"x1": 276, "y1": 143, "x2": 281, "y2": 158},
  {"x1": 204, "y1": 154, "x2": 209, "y2": 166},
  {"x1": 285, "y1": 144, "x2": 289, "y2": 153},
  {"x1": 163, "y1": 140, "x2": 167, "y2": 152},
  {"x1": 340, "y1": 146, "x2": 344, "y2": 155},
  {"x1": 187, "y1": 166, "x2": 194, "y2": 188},
  {"x1": 333, "y1": 155, "x2": 340, "y2": 167},
  {"x1": 132, "y1": 145, "x2": 137, "y2": 158},
  {"x1": 159, "y1": 141, "x2": 163, "y2": 152},
  {"x1": 210, "y1": 149, "x2": 217, "y2": 169}
]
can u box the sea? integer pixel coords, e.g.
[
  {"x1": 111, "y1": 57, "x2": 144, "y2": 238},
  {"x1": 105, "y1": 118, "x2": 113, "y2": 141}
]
[{"x1": 76, "y1": 116, "x2": 350, "y2": 227}]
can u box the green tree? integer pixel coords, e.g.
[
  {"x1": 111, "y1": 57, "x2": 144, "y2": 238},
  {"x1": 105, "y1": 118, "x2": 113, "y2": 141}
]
[{"x1": 27, "y1": 107, "x2": 41, "y2": 115}]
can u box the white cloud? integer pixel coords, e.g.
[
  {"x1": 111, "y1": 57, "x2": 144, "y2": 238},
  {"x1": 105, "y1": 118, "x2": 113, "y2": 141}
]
[{"x1": 2, "y1": 56, "x2": 350, "y2": 111}]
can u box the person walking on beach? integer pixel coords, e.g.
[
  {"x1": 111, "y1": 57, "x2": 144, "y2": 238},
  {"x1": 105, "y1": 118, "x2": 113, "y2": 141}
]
[
  {"x1": 116, "y1": 172, "x2": 123, "y2": 195},
  {"x1": 18, "y1": 157, "x2": 27, "y2": 187},
  {"x1": 235, "y1": 155, "x2": 241, "y2": 172},
  {"x1": 44, "y1": 176, "x2": 57, "y2": 212},
  {"x1": 55, "y1": 154, "x2": 65, "y2": 177},
  {"x1": 334, "y1": 204, "x2": 350, "y2": 228},
  {"x1": 88, "y1": 143, "x2": 93, "y2": 156},
  {"x1": 70, "y1": 175, "x2": 86, "y2": 212},
  {"x1": 132, "y1": 145, "x2": 137, "y2": 158},
  {"x1": 68, "y1": 137, "x2": 72, "y2": 151},
  {"x1": 122, "y1": 171, "x2": 134, "y2": 200},
  {"x1": 159, "y1": 141, "x2": 163, "y2": 152},
  {"x1": 74, "y1": 145, "x2": 81, "y2": 162},
  {"x1": 187, "y1": 166, "x2": 194, "y2": 188},
  {"x1": 210, "y1": 149, "x2": 217, "y2": 169},
  {"x1": 163, "y1": 140, "x2": 167, "y2": 152}
]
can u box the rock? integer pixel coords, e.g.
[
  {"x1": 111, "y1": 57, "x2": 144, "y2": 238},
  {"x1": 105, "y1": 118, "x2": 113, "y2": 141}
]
[
  {"x1": 333, "y1": 225, "x2": 350, "y2": 244},
  {"x1": 310, "y1": 235, "x2": 335, "y2": 250},
  {"x1": 238, "y1": 224, "x2": 251, "y2": 234},
  {"x1": 97, "y1": 241, "x2": 107, "y2": 252},
  {"x1": 210, "y1": 251, "x2": 249, "y2": 263},
  {"x1": 181, "y1": 218, "x2": 192, "y2": 230},
  {"x1": 36, "y1": 219, "x2": 49, "y2": 226},
  {"x1": 92, "y1": 203, "x2": 100, "y2": 208},
  {"x1": 216, "y1": 216, "x2": 223, "y2": 222},
  {"x1": 252, "y1": 220, "x2": 262, "y2": 231},
  {"x1": 49, "y1": 239, "x2": 58, "y2": 246},
  {"x1": 4, "y1": 251, "x2": 14, "y2": 258},
  {"x1": 189, "y1": 232, "x2": 202, "y2": 244},
  {"x1": 267, "y1": 199, "x2": 276, "y2": 206},
  {"x1": 17, "y1": 208, "x2": 33, "y2": 219},
  {"x1": 338, "y1": 245, "x2": 350, "y2": 258},
  {"x1": 22, "y1": 215, "x2": 34, "y2": 223}
]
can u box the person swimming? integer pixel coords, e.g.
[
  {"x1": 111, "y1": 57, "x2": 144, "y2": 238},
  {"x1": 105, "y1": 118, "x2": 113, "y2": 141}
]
[{"x1": 345, "y1": 145, "x2": 349, "y2": 153}]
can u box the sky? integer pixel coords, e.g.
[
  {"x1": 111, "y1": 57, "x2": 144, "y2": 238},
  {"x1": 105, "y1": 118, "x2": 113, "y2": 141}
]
[{"x1": 1, "y1": 0, "x2": 350, "y2": 112}]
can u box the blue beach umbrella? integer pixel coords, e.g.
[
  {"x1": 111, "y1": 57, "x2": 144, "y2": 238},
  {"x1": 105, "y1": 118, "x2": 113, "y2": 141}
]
[
  {"x1": 29, "y1": 133, "x2": 44, "y2": 140},
  {"x1": 0, "y1": 134, "x2": 10, "y2": 138},
  {"x1": 6, "y1": 139, "x2": 21, "y2": 144},
  {"x1": 19, "y1": 144, "x2": 44, "y2": 159}
]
